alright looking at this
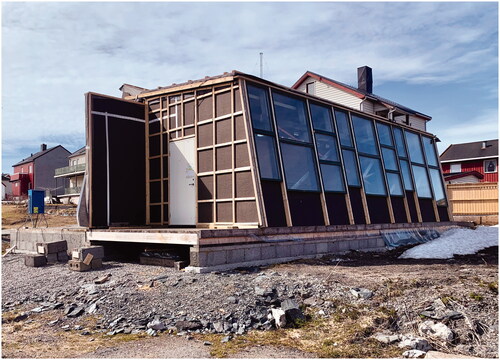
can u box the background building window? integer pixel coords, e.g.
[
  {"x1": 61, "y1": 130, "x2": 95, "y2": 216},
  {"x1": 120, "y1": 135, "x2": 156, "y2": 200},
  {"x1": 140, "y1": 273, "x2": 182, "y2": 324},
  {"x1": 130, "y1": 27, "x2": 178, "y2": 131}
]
[
  {"x1": 306, "y1": 82, "x2": 315, "y2": 95},
  {"x1": 29, "y1": 165, "x2": 32, "y2": 173},
  {"x1": 450, "y1": 163, "x2": 462, "y2": 173},
  {"x1": 386, "y1": 172, "x2": 404, "y2": 196},
  {"x1": 484, "y1": 159, "x2": 497, "y2": 173}
]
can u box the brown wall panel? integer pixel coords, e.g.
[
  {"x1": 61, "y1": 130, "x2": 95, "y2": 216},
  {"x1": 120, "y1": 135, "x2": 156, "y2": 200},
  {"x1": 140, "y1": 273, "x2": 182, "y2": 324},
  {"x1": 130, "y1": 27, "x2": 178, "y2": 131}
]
[
  {"x1": 198, "y1": 123, "x2": 213, "y2": 148},
  {"x1": 183, "y1": 101, "x2": 195, "y2": 126},
  {"x1": 216, "y1": 92, "x2": 232, "y2": 118},
  {"x1": 325, "y1": 193, "x2": 349, "y2": 225},
  {"x1": 149, "y1": 158, "x2": 161, "y2": 180},
  {"x1": 185, "y1": 127, "x2": 195, "y2": 136},
  {"x1": 149, "y1": 135, "x2": 160, "y2": 157},
  {"x1": 235, "y1": 143, "x2": 250, "y2": 168},
  {"x1": 216, "y1": 202, "x2": 232, "y2": 222},
  {"x1": 234, "y1": 88, "x2": 242, "y2": 112},
  {"x1": 348, "y1": 187, "x2": 366, "y2": 224},
  {"x1": 406, "y1": 191, "x2": 419, "y2": 222},
  {"x1": 288, "y1": 191, "x2": 324, "y2": 226},
  {"x1": 391, "y1": 197, "x2": 408, "y2": 223},
  {"x1": 150, "y1": 205, "x2": 161, "y2": 223},
  {"x1": 148, "y1": 100, "x2": 160, "y2": 112},
  {"x1": 216, "y1": 173, "x2": 232, "y2": 199},
  {"x1": 198, "y1": 176, "x2": 214, "y2": 200},
  {"x1": 198, "y1": 96, "x2": 213, "y2": 122},
  {"x1": 150, "y1": 181, "x2": 161, "y2": 203},
  {"x1": 216, "y1": 146, "x2": 231, "y2": 171},
  {"x1": 419, "y1": 199, "x2": 436, "y2": 222},
  {"x1": 235, "y1": 171, "x2": 254, "y2": 198},
  {"x1": 234, "y1": 115, "x2": 246, "y2": 141},
  {"x1": 236, "y1": 201, "x2": 258, "y2": 223},
  {"x1": 198, "y1": 202, "x2": 213, "y2": 223},
  {"x1": 149, "y1": 118, "x2": 160, "y2": 135},
  {"x1": 198, "y1": 149, "x2": 213, "y2": 173},
  {"x1": 216, "y1": 119, "x2": 231, "y2": 144},
  {"x1": 261, "y1": 180, "x2": 287, "y2": 227}
]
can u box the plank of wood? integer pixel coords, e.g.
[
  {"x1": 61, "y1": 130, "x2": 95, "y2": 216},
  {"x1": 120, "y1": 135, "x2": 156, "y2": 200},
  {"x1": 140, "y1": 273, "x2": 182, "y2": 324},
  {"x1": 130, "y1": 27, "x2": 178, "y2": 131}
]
[{"x1": 83, "y1": 253, "x2": 94, "y2": 266}]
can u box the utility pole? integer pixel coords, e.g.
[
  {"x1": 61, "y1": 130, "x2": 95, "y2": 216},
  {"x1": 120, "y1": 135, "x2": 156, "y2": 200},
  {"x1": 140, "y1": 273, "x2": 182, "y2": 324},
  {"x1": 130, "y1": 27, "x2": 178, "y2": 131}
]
[{"x1": 259, "y1": 52, "x2": 263, "y2": 78}]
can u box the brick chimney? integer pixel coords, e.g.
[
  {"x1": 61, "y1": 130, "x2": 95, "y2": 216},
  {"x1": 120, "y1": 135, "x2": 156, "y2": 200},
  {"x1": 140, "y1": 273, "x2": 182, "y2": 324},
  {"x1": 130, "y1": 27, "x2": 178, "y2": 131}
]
[
  {"x1": 40, "y1": 144, "x2": 47, "y2": 151},
  {"x1": 357, "y1": 66, "x2": 373, "y2": 94}
]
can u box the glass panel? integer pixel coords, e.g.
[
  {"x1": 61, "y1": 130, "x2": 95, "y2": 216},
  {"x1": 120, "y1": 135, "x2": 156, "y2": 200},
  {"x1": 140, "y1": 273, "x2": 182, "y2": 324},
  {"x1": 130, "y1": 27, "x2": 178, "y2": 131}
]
[
  {"x1": 335, "y1": 110, "x2": 353, "y2": 147},
  {"x1": 315, "y1": 134, "x2": 339, "y2": 162},
  {"x1": 393, "y1": 128, "x2": 407, "y2": 158},
  {"x1": 342, "y1": 149, "x2": 360, "y2": 186},
  {"x1": 352, "y1": 115, "x2": 378, "y2": 155},
  {"x1": 254, "y1": 134, "x2": 280, "y2": 180},
  {"x1": 310, "y1": 103, "x2": 333, "y2": 132},
  {"x1": 247, "y1": 84, "x2": 272, "y2": 132},
  {"x1": 359, "y1": 156, "x2": 386, "y2": 195},
  {"x1": 386, "y1": 172, "x2": 403, "y2": 196},
  {"x1": 281, "y1": 143, "x2": 319, "y2": 191},
  {"x1": 412, "y1": 165, "x2": 432, "y2": 198},
  {"x1": 320, "y1": 164, "x2": 345, "y2": 192},
  {"x1": 406, "y1": 131, "x2": 425, "y2": 164},
  {"x1": 376, "y1": 123, "x2": 393, "y2": 147},
  {"x1": 381, "y1": 148, "x2": 398, "y2": 171},
  {"x1": 429, "y1": 168, "x2": 446, "y2": 205},
  {"x1": 399, "y1": 160, "x2": 414, "y2": 191},
  {"x1": 422, "y1": 136, "x2": 438, "y2": 167},
  {"x1": 273, "y1": 92, "x2": 311, "y2": 143}
]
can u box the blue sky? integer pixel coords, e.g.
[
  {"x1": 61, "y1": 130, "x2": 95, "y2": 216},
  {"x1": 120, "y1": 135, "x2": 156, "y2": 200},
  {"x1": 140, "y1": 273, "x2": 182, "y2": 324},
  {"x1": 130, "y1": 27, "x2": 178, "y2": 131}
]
[{"x1": 2, "y1": 2, "x2": 498, "y2": 174}]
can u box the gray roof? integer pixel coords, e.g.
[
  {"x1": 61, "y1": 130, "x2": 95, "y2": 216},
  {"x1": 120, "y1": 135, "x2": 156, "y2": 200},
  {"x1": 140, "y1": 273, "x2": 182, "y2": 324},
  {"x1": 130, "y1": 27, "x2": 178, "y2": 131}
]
[
  {"x1": 440, "y1": 139, "x2": 498, "y2": 162},
  {"x1": 12, "y1": 145, "x2": 70, "y2": 167},
  {"x1": 69, "y1": 146, "x2": 86, "y2": 158}
]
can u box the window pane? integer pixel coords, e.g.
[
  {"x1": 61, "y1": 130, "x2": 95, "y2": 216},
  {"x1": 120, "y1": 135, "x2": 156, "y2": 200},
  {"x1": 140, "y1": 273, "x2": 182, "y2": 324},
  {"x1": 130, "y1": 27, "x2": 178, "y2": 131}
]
[
  {"x1": 247, "y1": 85, "x2": 272, "y2": 132},
  {"x1": 406, "y1": 131, "x2": 425, "y2": 164},
  {"x1": 310, "y1": 103, "x2": 333, "y2": 132},
  {"x1": 484, "y1": 159, "x2": 497, "y2": 173},
  {"x1": 429, "y1": 168, "x2": 446, "y2": 205},
  {"x1": 320, "y1": 164, "x2": 345, "y2": 192},
  {"x1": 315, "y1": 134, "x2": 339, "y2": 162},
  {"x1": 393, "y1": 128, "x2": 407, "y2": 158},
  {"x1": 273, "y1": 92, "x2": 311, "y2": 143},
  {"x1": 386, "y1": 172, "x2": 403, "y2": 196},
  {"x1": 342, "y1": 149, "x2": 360, "y2": 186},
  {"x1": 400, "y1": 160, "x2": 414, "y2": 191},
  {"x1": 281, "y1": 143, "x2": 319, "y2": 191},
  {"x1": 412, "y1": 165, "x2": 432, "y2": 198},
  {"x1": 254, "y1": 134, "x2": 280, "y2": 180},
  {"x1": 359, "y1": 156, "x2": 386, "y2": 195},
  {"x1": 352, "y1": 115, "x2": 378, "y2": 155},
  {"x1": 381, "y1": 148, "x2": 398, "y2": 171},
  {"x1": 376, "y1": 123, "x2": 393, "y2": 146},
  {"x1": 422, "y1": 136, "x2": 438, "y2": 167},
  {"x1": 335, "y1": 110, "x2": 353, "y2": 147}
]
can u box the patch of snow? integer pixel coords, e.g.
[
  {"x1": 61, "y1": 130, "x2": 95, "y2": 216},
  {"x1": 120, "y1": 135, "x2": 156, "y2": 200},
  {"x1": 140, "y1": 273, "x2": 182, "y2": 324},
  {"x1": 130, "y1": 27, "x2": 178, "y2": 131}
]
[{"x1": 399, "y1": 226, "x2": 499, "y2": 259}]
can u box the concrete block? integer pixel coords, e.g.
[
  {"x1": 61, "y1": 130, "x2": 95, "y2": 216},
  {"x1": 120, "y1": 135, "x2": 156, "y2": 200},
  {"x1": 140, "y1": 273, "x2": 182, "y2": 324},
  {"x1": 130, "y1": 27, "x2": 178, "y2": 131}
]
[
  {"x1": 36, "y1": 240, "x2": 68, "y2": 255},
  {"x1": 91, "y1": 258, "x2": 103, "y2": 269},
  {"x1": 174, "y1": 261, "x2": 188, "y2": 271},
  {"x1": 348, "y1": 239, "x2": 359, "y2": 250},
  {"x1": 68, "y1": 259, "x2": 91, "y2": 272},
  {"x1": 316, "y1": 242, "x2": 328, "y2": 254},
  {"x1": 261, "y1": 246, "x2": 276, "y2": 260},
  {"x1": 57, "y1": 251, "x2": 69, "y2": 262},
  {"x1": 304, "y1": 243, "x2": 316, "y2": 255},
  {"x1": 207, "y1": 250, "x2": 226, "y2": 266},
  {"x1": 46, "y1": 253, "x2": 58, "y2": 264},
  {"x1": 226, "y1": 248, "x2": 245, "y2": 264},
  {"x1": 358, "y1": 239, "x2": 369, "y2": 250},
  {"x1": 244, "y1": 247, "x2": 261, "y2": 262},
  {"x1": 290, "y1": 243, "x2": 304, "y2": 257},
  {"x1": 73, "y1": 246, "x2": 104, "y2": 261},
  {"x1": 25, "y1": 254, "x2": 47, "y2": 267},
  {"x1": 275, "y1": 244, "x2": 291, "y2": 259},
  {"x1": 338, "y1": 241, "x2": 349, "y2": 251}
]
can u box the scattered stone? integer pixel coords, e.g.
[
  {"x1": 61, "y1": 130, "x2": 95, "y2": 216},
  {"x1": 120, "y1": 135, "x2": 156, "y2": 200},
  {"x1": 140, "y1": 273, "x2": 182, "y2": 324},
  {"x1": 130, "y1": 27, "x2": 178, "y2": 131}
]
[
  {"x1": 147, "y1": 319, "x2": 166, "y2": 331},
  {"x1": 30, "y1": 306, "x2": 44, "y2": 313},
  {"x1": 403, "y1": 349, "x2": 427, "y2": 358},
  {"x1": 94, "y1": 274, "x2": 112, "y2": 284},
  {"x1": 350, "y1": 287, "x2": 373, "y2": 299},
  {"x1": 398, "y1": 335, "x2": 432, "y2": 352},
  {"x1": 48, "y1": 319, "x2": 59, "y2": 326},
  {"x1": 86, "y1": 303, "x2": 98, "y2": 314},
  {"x1": 67, "y1": 307, "x2": 84, "y2": 318},
  {"x1": 420, "y1": 299, "x2": 463, "y2": 320},
  {"x1": 424, "y1": 350, "x2": 479, "y2": 358},
  {"x1": 418, "y1": 321, "x2": 454, "y2": 342},
  {"x1": 64, "y1": 305, "x2": 75, "y2": 316},
  {"x1": 372, "y1": 332, "x2": 401, "y2": 344},
  {"x1": 74, "y1": 325, "x2": 83, "y2": 330},
  {"x1": 221, "y1": 335, "x2": 232, "y2": 343},
  {"x1": 271, "y1": 308, "x2": 287, "y2": 328},
  {"x1": 213, "y1": 322, "x2": 224, "y2": 333},
  {"x1": 204, "y1": 341, "x2": 213, "y2": 346},
  {"x1": 227, "y1": 296, "x2": 238, "y2": 304},
  {"x1": 109, "y1": 317, "x2": 124, "y2": 328},
  {"x1": 61, "y1": 325, "x2": 70, "y2": 331},
  {"x1": 281, "y1": 299, "x2": 305, "y2": 324},
  {"x1": 175, "y1": 320, "x2": 202, "y2": 331},
  {"x1": 81, "y1": 330, "x2": 91, "y2": 336}
]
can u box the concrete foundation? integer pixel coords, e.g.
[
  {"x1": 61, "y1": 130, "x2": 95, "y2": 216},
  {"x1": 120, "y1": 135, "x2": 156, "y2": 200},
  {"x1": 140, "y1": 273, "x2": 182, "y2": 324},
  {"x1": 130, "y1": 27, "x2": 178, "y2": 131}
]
[{"x1": 6, "y1": 227, "x2": 88, "y2": 254}]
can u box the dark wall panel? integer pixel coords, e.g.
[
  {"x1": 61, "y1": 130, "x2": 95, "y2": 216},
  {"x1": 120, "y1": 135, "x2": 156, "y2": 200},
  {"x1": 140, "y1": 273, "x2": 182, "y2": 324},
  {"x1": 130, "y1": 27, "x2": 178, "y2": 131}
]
[
  {"x1": 419, "y1": 198, "x2": 436, "y2": 222},
  {"x1": 198, "y1": 202, "x2": 213, "y2": 223},
  {"x1": 325, "y1": 193, "x2": 349, "y2": 225},
  {"x1": 90, "y1": 114, "x2": 107, "y2": 227},
  {"x1": 150, "y1": 181, "x2": 161, "y2": 203},
  {"x1": 236, "y1": 201, "x2": 258, "y2": 223},
  {"x1": 198, "y1": 176, "x2": 214, "y2": 200},
  {"x1": 261, "y1": 180, "x2": 287, "y2": 227},
  {"x1": 150, "y1": 205, "x2": 161, "y2": 223},
  {"x1": 149, "y1": 158, "x2": 161, "y2": 180},
  {"x1": 438, "y1": 206, "x2": 449, "y2": 222},
  {"x1": 406, "y1": 191, "x2": 419, "y2": 222},
  {"x1": 288, "y1": 191, "x2": 324, "y2": 226},
  {"x1": 348, "y1": 187, "x2": 366, "y2": 224},
  {"x1": 91, "y1": 94, "x2": 145, "y2": 119},
  {"x1": 391, "y1": 197, "x2": 408, "y2": 223},
  {"x1": 366, "y1": 196, "x2": 390, "y2": 224}
]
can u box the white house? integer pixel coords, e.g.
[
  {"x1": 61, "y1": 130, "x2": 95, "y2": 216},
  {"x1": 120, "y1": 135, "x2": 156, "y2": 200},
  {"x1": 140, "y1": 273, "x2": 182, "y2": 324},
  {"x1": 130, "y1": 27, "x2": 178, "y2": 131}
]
[{"x1": 54, "y1": 147, "x2": 86, "y2": 204}]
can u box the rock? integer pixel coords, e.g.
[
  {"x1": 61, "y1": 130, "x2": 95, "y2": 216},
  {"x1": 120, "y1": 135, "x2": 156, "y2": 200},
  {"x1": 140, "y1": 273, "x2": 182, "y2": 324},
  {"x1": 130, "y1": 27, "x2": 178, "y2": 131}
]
[
  {"x1": 175, "y1": 320, "x2": 202, "y2": 332},
  {"x1": 350, "y1": 287, "x2": 374, "y2": 299},
  {"x1": 109, "y1": 317, "x2": 124, "y2": 328},
  {"x1": 204, "y1": 341, "x2": 213, "y2": 346},
  {"x1": 31, "y1": 306, "x2": 44, "y2": 313},
  {"x1": 373, "y1": 332, "x2": 401, "y2": 344},
  {"x1": 418, "y1": 321, "x2": 454, "y2": 342},
  {"x1": 213, "y1": 322, "x2": 224, "y2": 333},
  {"x1": 237, "y1": 324, "x2": 246, "y2": 335},
  {"x1": 86, "y1": 303, "x2": 98, "y2": 314},
  {"x1": 424, "y1": 350, "x2": 479, "y2": 358},
  {"x1": 420, "y1": 299, "x2": 463, "y2": 320},
  {"x1": 147, "y1": 319, "x2": 166, "y2": 331},
  {"x1": 67, "y1": 307, "x2": 84, "y2": 318},
  {"x1": 81, "y1": 330, "x2": 91, "y2": 336},
  {"x1": 74, "y1": 325, "x2": 83, "y2": 330},
  {"x1": 303, "y1": 297, "x2": 316, "y2": 306},
  {"x1": 398, "y1": 335, "x2": 432, "y2": 352},
  {"x1": 61, "y1": 325, "x2": 70, "y2": 331},
  {"x1": 403, "y1": 349, "x2": 427, "y2": 358},
  {"x1": 226, "y1": 296, "x2": 238, "y2": 304},
  {"x1": 48, "y1": 319, "x2": 59, "y2": 326},
  {"x1": 12, "y1": 313, "x2": 29, "y2": 322},
  {"x1": 281, "y1": 299, "x2": 305, "y2": 324},
  {"x1": 146, "y1": 328, "x2": 157, "y2": 336},
  {"x1": 221, "y1": 335, "x2": 232, "y2": 343},
  {"x1": 64, "y1": 305, "x2": 75, "y2": 316},
  {"x1": 81, "y1": 284, "x2": 99, "y2": 295},
  {"x1": 271, "y1": 308, "x2": 287, "y2": 328}
]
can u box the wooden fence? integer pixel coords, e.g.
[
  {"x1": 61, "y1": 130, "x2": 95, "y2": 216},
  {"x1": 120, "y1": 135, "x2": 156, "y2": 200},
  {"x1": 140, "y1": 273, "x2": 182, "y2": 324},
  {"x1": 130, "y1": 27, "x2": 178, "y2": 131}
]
[{"x1": 446, "y1": 182, "x2": 498, "y2": 215}]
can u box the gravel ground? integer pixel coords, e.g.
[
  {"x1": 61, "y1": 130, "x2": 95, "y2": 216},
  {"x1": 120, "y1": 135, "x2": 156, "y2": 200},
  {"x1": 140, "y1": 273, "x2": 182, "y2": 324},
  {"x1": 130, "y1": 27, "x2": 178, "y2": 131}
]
[{"x1": 2, "y1": 243, "x2": 498, "y2": 358}]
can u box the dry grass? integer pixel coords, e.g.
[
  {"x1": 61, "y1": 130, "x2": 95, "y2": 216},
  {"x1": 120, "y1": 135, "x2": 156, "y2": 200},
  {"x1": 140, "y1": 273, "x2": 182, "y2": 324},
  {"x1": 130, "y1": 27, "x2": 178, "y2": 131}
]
[{"x1": 1, "y1": 204, "x2": 77, "y2": 229}]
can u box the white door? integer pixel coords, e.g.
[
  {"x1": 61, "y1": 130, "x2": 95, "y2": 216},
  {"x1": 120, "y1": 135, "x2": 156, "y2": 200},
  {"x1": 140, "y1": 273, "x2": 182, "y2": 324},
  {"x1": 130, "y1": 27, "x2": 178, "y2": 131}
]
[{"x1": 169, "y1": 138, "x2": 196, "y2": 225}]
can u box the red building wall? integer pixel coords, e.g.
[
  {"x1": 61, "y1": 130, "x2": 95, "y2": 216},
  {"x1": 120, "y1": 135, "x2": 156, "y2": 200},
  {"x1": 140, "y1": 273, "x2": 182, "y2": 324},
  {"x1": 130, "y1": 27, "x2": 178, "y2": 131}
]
[
  {"x1": 441, "y1": 158, "x2": 498, "y2": 182},
  {"x1": 11, "y1": 162, "x2": 34, "y2": 196}
]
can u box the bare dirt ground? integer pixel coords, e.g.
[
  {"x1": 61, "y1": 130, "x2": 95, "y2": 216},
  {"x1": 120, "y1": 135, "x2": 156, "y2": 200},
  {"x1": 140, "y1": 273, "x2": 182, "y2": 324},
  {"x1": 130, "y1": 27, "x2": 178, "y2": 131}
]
[{"x1": 2, "y1": 204, "x2": 77, "y2": 230}]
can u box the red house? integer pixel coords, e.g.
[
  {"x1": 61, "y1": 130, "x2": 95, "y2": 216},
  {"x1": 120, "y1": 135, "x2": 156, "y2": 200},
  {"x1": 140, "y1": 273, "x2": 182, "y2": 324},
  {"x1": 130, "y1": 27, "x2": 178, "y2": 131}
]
[
  {"x1": 440, "y1": 139, "x2": 498, "y2": 183},
  {"x1": 11, "y1": 144, "x2": 71, "y2": 199}
]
